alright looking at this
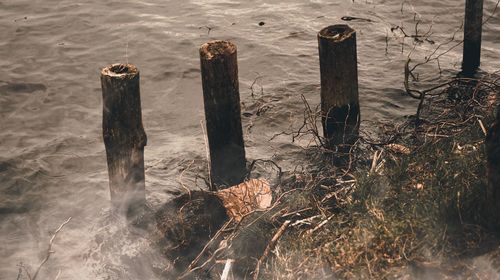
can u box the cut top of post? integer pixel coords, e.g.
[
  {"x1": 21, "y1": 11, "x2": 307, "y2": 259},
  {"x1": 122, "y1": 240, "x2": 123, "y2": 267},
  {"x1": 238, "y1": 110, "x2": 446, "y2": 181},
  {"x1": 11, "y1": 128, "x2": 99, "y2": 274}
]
[
  {"x1": 101, "y1": 63, "x2": 139, "y2": 79},
  {"x1": 318, "y1": 25, "x2": 355, "y2": 42},
  {"x1": 200, "y1": 40, "x2": 237, "y2": 60}
]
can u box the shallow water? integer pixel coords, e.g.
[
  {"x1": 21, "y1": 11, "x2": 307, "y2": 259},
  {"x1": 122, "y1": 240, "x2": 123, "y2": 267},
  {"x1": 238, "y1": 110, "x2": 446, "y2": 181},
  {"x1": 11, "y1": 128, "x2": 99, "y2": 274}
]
[{"x1": 0, "y1": 0, "x2": 499, "y2": 279}]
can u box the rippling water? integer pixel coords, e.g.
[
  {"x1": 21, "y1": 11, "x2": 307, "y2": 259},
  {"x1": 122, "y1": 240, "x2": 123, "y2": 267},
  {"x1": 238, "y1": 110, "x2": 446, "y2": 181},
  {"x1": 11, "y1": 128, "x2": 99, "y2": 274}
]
[{"x1": 0, "y1": 0, "x2": 499, "y2": 279}]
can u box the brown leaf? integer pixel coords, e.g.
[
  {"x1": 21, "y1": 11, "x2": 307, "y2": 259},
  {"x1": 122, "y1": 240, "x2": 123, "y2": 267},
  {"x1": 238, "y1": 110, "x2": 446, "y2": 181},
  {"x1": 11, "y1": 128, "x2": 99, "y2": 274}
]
[{"x1": 216, "y1": 179, "x2": 272, "y2": 221}]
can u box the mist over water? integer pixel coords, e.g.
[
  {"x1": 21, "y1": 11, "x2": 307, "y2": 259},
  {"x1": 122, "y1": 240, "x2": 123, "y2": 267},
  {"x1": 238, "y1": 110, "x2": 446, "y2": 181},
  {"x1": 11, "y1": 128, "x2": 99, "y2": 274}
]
[{"x1": 1, "y1": 0, "x2": 499, "y2": 279}]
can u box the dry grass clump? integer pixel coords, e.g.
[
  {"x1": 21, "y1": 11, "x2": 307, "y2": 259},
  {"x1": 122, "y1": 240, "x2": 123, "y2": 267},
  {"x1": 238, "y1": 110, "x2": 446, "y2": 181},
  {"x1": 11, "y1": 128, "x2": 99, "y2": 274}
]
[{"x1": 257, "y1": 77, "x2": 500, "y2": 279}]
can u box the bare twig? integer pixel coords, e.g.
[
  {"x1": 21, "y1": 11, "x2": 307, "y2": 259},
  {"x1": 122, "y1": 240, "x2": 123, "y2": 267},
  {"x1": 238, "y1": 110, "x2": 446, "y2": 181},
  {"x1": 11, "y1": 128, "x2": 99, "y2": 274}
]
[
  {"x1": 178, "y1": 160, "x2": 194, "y2": 197},
  {"x1": 21, "y1": 263, "x2": 32, "y2": 280},
  {"x1": 269, "y1": 94, "x2": 325, "y2": 149},
  {"x1": 370, "y1": 150, "x2": 382, "y2": 174},
  {"x1": 290, "y1": 215, "x2": 322, "y2": 227},
  {"x1": 246, "y1": 159, "x2": 283, "y2": 182},
  {"x1": 15, "y1": 262, "x2": 29, "y2": 280},
  {"x1": 249, "y1": 73, "x2": 264, "y2": 99},
  {"x1": 483, "y1": 0, "x2": 500, "y2": 25},
  {"x1": 179, "y1": 242, "x2": 229, "y2": 279},
  {"x1": 199, "y1": 25, "x2": 213, "y2": 35},
  {"x1": 32, "y1": 217, "x2": 72, "y2": 280},
  {"x1": 220, "y1": 259, "x2": 234, "y2": 280},
  {"x1": 407, "y1": 0, "x2": 500, "y2": 77},
  {"x1": 306, "y1": 214, "x2": 335, "y2": 235},
  {"x1": 253, "y1": 220, "x2": 291, "y2": 280},
  {"x1": 54, "y1": 269, "x2": 62, "y2": 280},
  {"x1": 178, "y1": 219, "x2": 233, "y2": 279},
  {"x1": 478, "y1": 119, "x2": 487, "y2": 136}
]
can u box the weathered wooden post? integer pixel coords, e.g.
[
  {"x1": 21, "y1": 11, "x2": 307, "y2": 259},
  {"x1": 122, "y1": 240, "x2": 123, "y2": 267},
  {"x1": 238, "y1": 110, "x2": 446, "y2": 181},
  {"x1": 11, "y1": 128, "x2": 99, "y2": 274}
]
[
  {"x1": 462, "y1": 0, "x2": 484, "y2": 76},
  {"x1": 199, "y1": 40, "x2": 247, "y2": 189},
  {"x1": 318, "y1": 25, "x2": 360, "y2": 154},
  {"x1": 101, "y1": 63, "x2": 147, "y2": 215},
  {"x1": 486, "y1": 108, "x2": 500, "y2": 229}
]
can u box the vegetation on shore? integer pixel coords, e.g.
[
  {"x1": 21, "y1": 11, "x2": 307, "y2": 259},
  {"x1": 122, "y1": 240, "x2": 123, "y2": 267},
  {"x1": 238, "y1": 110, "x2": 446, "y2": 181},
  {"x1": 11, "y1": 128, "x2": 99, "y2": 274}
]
[
  {"x1": 254, "y1": 76, "x2": 500, "y2": 279},
  {"x1": 159, "y1": 75, "x2": 500, "y2": 280}
]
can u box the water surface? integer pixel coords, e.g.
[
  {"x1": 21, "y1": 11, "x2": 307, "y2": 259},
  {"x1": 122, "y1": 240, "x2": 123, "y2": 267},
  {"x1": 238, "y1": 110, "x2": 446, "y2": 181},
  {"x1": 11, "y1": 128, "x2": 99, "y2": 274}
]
[{"x1": 1, "y1": 0, "x2": 499, "y2": 279}]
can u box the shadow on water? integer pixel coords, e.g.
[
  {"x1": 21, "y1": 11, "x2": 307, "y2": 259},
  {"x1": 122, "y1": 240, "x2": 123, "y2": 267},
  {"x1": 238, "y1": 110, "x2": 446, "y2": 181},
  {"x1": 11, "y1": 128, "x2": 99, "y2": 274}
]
[{"x1": 0, "y1": 82, "x2": 47, "y2": 94}]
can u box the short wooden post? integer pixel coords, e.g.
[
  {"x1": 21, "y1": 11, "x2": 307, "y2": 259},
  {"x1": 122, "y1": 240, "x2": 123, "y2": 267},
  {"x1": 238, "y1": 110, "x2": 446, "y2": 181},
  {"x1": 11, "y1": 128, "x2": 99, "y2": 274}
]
[
  {"x1": 462, "y1": 0, "x2": 484, "y2": 76},
  {"x1": 199, "y1": 40, "x2": 247, "y2": 189},
  {"x1": 486, "y1": 108, "x2": 500, "y2": 229},
  {"x1": 101, "y1": 63, "x2": 147, "y2": 214},
  {"x1": 318, "y1": 25, "x2": 360, "y2": 153}
]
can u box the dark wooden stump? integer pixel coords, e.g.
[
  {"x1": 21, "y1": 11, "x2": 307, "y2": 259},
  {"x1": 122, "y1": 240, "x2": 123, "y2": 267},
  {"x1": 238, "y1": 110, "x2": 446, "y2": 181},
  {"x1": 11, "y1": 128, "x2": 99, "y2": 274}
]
[
  {"x1": 154, "y1": 190, "x2": 276, "y2": 279},
  {"x1": 101, "y1": 63, "x2": 147, "y2": 215},
  {"x1": 462, "y1": 0, "x2": 484, "y2": 76},
  {"x1": 155, "y1": 191, "x2": 229, "y2": 273},
  {"x1": 318, "y1": 25, "x2": 360, "y2": 154},
  {"x1": 486, "y1": 109, "x2": 500, "y2": 229},
  {"x1": 200, "y1": 40, "x2": 247, "y2": 189}
]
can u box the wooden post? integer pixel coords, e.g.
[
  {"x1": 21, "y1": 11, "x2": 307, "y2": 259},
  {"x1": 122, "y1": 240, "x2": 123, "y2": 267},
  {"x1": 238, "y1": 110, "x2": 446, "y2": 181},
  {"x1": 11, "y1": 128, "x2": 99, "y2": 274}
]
[
  {"x1": 486, "y1": 108, "x2": 500, "y2": 229},
  {"x1": 462, "y1": 0, "x2": 484, "y2": 76},
  {"x1": 101, "y1": 63, "x2": 147, "y2": 214},
  {"x1": 318, "y1": 25, "x2": 360, "y2": 153},
  {"x1": 199, "y1": 40, "x2": 247, "y2": 189}
]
